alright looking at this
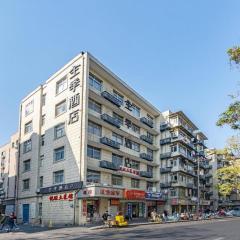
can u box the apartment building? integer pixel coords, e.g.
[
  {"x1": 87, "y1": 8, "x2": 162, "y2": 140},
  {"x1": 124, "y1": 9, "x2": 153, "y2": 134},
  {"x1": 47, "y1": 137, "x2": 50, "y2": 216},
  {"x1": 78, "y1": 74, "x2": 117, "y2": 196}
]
[
  {"x1": 159, "y1": 111, "x2": 211, "y2": 213},
  {"x1": 207, "y1": 150, "x2": 240, "y2": 209},
  {"x1": 16, "y1": 52, "x2": 170, "y2": 225},
  {"x1": 0, "y1": 132, "x2": 18, "y2": 214}
]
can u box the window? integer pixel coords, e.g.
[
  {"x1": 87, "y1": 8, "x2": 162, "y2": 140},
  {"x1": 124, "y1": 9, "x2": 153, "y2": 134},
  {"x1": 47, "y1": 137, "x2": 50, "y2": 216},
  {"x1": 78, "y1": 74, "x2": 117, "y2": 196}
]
[
  {"x1": 112, "y1": 132, "x2": 123, "y2": 145},
  {"x1": 87, "y1": 145, "x2": 101, "y2": 159},
  {"x1": 131, "y1": 104, "x2": 140, "y2": 118},
  {"x1": 39, "y1": 176, "x2": 43, "y2": 188},
  {"x1": 24, "y1": 121, "x2": 32, "y2": 134},
  {"x1": 42, "y1": 94, "x2": 46, "y2": 106},
  {"x1": 170, "y1": 189, "x2": 177, "y2": 197},
  {"x1": 171, "y1": 145, "x2": 177, "y2": 152},
  {"x1": 41, "y1": 115, "x2": 46, "y2": 126},
  {"x1": 53, "y1": 170, "x2": 64, "y2": 184},
  {"x1": 112, "y1": 154, "x2": 123, "y2": 167},
  {"x1": 147, "y1": 148, "x2": 153, "y2": 158},
  {"x1": 131, "y1": 123, "x2": 140, "y2": 134},
  {"x1": 131, "y1": 178, "x2": 140, "y2": 188},
  {"x1": 89, "y1": 98, "x2": 101, "y2": 114},
  {"x1": 147, "y1": 182, "x2": 153, "y2": 191},
  {"x1": 38, "y1": 202, "x2": 42, "y2": 217},
  {"x1": 23, "y1": 159, "x2": 31, "y2": 172},
  {"x1": 147, "y1": 132, "x2": 153, "y2": 140},
  {"x1": 89, "y1": 73, "x2": 102, "y2": 92},
  {"x1": 147, "y1": 165, "x2": 153, "y2": 174},
  {"x1": 55, "y1": 100, "x2": 66, "y2": 117},
  {"x1": 41, "y1": 135, "x2": 45, "y2": 146},
  {"x1": 54, "y1": 123, "x2": 65, "y2": 139},
  {"x1": 40, "y1": 155, "x2": 44, "y2": 167},
  {"x1": 113, "y1": 90, "x2": 124, "y2": 105},
  {"x1": 112, "y1": 175, "x2": 122, "y2": 186},
  {"x1": 132, "y1": 141, "x2": 140, "y2": 152},
  {"x1": 23, "y1": 179, "x2": 30, "y2": 191},
  {"x1": 87, "y1": 170, "x2": 100, "y2": 184},
  {"x1": 56, "y1": 77, "x2": 67, "y2": 95},
  {"x1": 125, "y1": 159, "x2": 140, "y2": 170},
  {"x1": 12, "y1": 142, "x2": 14, "y2": 148},
  {"x1": 54, "y1": 146, "x2": 65, "y2": 162},
  {"x1": 88, "y1": 121, "x2": 102, "y2": 136},
  {"x1": 25, "y1": 100, "x2": 34, "y2": 116},
  {"x1": 113, "y1": 112, "x2": 123, "y2": 125},
  {"x1": 23, "y1": 139, "x2": 32, "y2": 153}
]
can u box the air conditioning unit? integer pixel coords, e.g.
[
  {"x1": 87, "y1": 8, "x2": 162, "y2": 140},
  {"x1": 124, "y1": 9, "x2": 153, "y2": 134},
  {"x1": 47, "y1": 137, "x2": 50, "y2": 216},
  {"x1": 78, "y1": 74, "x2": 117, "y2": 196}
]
[{"x1": 36, "y1": 188, "x2": 40, "y2": 194}]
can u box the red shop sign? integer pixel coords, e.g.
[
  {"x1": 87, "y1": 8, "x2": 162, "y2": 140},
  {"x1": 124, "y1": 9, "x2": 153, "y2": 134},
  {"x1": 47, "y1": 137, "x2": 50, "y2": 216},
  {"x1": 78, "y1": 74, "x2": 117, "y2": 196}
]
[
  {"x1": 124, "y1": 190, "x2": 145, "y2": 200},
  {"x1": 49, "y1": 193, "x2": 73, "y2": 201}
]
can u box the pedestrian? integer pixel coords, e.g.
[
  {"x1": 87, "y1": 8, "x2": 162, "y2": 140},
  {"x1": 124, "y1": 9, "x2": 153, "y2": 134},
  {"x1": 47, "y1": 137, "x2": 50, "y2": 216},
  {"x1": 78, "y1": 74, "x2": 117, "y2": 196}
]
[{"x1": 0, "y1": 214, "x2": 8, "y2": 231}]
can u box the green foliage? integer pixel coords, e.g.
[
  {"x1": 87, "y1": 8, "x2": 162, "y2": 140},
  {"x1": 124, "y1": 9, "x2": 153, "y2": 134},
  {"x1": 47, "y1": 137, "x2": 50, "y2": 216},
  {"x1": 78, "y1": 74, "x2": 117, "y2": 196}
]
[
  {"x1": 217, "y1": 165, "x2": 240, "y2": 196},
  {"x1": 228, "y1": 46, "x2": 240, "y2": 65},
  {"x1": 216, "y1": 101, "x2": 240, "y2": 130}
]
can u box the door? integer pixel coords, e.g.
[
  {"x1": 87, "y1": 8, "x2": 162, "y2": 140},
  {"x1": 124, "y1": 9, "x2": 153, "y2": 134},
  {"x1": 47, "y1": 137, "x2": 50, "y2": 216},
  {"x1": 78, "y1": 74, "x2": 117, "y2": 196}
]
[{"x1": 22, "y1": 204, "x2": 30, "y2": 223}]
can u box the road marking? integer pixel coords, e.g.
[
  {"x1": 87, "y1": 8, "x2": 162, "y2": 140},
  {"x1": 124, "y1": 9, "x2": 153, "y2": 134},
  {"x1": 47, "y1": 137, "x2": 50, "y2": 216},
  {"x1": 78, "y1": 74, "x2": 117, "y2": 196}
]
[{"x1": 212, "y1": 238, "x2": 224, "y2": 240}]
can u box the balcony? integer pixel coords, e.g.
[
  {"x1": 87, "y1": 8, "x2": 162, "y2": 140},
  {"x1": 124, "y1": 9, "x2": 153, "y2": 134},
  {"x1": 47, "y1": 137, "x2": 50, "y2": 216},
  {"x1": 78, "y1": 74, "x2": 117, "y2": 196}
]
[
  {"x1": 187, "y1": 183, "x2": 194, "y2": 188},
  {"x1": 160, "y1": 123, "x2": 171, "y2": 131},
  {"x1": 160, "y1": 152, "x2": 172, "y2": 159},
  {"x1": 160, "y1": 182, "x2": 171, "y2": 188},
  {"x1": 205, "y1": 173, "x2": 212, "y2": 178},
  {"x1": 160, "y1": 167, "x2": 172, "y2": 173},
  {"x1": 199, "y1": 175, "x2": 205, "y2": 180},
  {"x1": 140, "y1": 171, "x2": 153, "y2": 178},
  {"x1": 101, "y1": 113, "x2": 120, "y2": 128},
  {"x1": 100, "y1": 137, "x2": 120, "y2": 149},
  {"x1": 101, "y1": 91, "x2": 122, "y2": 107},
  {"x1": 160, "y1": 138, "x2": 171, "y2": 145},
  {"x1": 140, "y1": 135, "x2": 153, "y2": 145},
  {"x1": 99, "y1": 160, "x2": 119, "y2": 171},
  {"x1": 205, "y1": 183, "x2": 212, "y2": 187},
  {"x1": 140, "y1": 153, "x2": 153, "y2": 161},
  {"x1": 205, "y1": 165, "x2": 212, "y2": 169},
  {"x1": 140, "y1": 117, "x2": 153, "y2": 128}
]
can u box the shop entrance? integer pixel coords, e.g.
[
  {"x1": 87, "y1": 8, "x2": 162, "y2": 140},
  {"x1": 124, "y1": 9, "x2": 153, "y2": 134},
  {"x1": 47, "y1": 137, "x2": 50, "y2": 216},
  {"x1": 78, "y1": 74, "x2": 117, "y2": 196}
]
[{"x1": 132, "y1": 203, "x2": 139, "y2": 218}]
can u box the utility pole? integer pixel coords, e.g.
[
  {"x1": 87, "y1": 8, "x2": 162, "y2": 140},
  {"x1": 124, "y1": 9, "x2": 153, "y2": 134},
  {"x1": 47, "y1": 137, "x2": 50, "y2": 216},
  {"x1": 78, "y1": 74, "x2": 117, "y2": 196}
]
[{"x1": 197, "y1": 154, "x2": 200, "y2": 218}]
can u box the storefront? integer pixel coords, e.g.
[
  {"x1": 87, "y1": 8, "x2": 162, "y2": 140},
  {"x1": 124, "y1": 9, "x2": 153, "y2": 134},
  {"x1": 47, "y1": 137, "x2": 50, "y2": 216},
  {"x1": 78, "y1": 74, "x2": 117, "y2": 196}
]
[
  {"x1": 145, "y1": 192, "x2": 166, "y2": 217},
  {"x1": 122, "y1": 190, "x2": 146, "y2": 219},
  {"x1": 78, "y1": 185, "x2": 124, "y2": 223},
  {"x1": 39, "y1": 181, "x2": 83, "y2": 225},
  {"x1": 171, "y1": 198, "x2": 197, "y2": 213}
]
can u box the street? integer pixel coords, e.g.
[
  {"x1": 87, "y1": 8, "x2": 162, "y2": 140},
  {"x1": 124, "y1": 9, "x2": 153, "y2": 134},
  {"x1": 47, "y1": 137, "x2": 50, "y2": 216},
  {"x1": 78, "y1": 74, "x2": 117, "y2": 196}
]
[{"x1": 0, "y1": 218, "x2": 239, "y2": 240}]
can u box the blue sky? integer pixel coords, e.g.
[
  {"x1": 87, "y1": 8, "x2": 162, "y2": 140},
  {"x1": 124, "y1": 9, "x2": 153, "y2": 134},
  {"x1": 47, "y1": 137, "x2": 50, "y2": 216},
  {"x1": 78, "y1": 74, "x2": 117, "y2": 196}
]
[{"x1": 0, "y1": 0, "x2": 239, "y2": 148}]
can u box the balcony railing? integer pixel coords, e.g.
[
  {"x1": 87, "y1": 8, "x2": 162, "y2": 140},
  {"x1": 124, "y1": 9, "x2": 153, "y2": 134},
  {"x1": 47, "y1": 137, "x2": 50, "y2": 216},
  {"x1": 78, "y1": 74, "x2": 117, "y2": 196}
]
[
  {"x1": 160, "y1": 123, "x2": 171, "y2": 131},
  {"x1": 160, "y1": 152, "x2": 172, "y2": 159},
  {"x1": 205, "y1": 173, "x2": 212, "y2": 178},
  {"x1": 140, "y1": 135, "x2": 153, "y2": 145},
  {"x1": 101, "y1": 113, "x2": 121, "y2": 128},
  {"x1": 139, "y1": 153, "x2": 153, "y2": 161},
  {"x1": 187, "y1": 183, "x2": 194, "y2": 188},
  {"x1": 99, "y1": 160, "x2": 119, "y2": 171},
  {"x1": 160, "y1": 182, "x2": 171, "y2": 188},
  {"x1": 101, "y1": 91, "x2": 122, "y2": 107},
  {"x1": 140, "y1": 171, "x2": 153, "y2": 178},
  {"x1": 205, "y1": 183, "x2": 212, "y2": 187},
  {"x1": 160, "y1": 167, "x2": 172, "y2": 173},
  {"x1": 140, "y1": 117, "x2": 154, "y2": 128},
  {"x1": 160, "y1": 138, "x2": 171, "y2": 145},
  {"x1": 100, "y1": 137, "x2": 120, "y2": 149}
]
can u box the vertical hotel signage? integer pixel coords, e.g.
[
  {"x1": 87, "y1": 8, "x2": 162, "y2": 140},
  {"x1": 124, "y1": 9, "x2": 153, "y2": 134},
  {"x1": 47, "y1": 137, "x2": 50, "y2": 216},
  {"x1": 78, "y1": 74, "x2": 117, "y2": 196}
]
[{"x1": 68, "y1": 64, "x2": 81, "y2": 124}]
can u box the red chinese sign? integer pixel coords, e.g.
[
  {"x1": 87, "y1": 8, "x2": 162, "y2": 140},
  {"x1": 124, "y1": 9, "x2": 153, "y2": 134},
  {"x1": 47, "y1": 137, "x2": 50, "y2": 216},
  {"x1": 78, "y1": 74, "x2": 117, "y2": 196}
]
[
  {"x1": 124, "y1": 190, "x2": 145, "y2": 200},
  {"x1": 119, "y1": 166, "x2": 140, "y2": 176},
  {"x1": 49, "y1": 193, "x2": 73, "y2": 201},
  {"x1": 99, "y1": 188, "x2": 121, "y2": 197}
]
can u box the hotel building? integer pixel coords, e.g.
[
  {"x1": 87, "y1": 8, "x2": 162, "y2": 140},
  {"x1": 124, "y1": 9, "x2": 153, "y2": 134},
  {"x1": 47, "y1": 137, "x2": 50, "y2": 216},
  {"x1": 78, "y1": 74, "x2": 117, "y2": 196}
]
[{"x1": 15, "y1": 52, "x2": 210, "y2": 225}]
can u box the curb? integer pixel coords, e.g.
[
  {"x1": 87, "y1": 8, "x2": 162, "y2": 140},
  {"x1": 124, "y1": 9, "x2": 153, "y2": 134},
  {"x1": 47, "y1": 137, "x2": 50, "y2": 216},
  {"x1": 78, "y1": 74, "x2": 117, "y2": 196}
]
[{"x1": 89, "y1": 216, "x2": 236, "y2": 230}]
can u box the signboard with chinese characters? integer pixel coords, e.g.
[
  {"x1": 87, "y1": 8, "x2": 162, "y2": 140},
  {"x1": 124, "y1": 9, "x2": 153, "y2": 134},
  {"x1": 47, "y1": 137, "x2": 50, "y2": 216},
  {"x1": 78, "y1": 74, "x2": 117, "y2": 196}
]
[
  {"x1": 124, "y1": 190, "x2": 145, "y2": 200},
  {"x1": 40, "y1": 181, "x2": 83, "y2": 194},
  {"x1": 68, "y1": 64, "x2": 81, "y2": 125},
  {"x1": 145, "y1": 192, "x2": 166, "y2": 201},
  {"x1": 48, "y1": 192, "x2": 74, "y2": 201},
  {"x1": 77, "y1": 186, "x2": 123, "y2": 199},
  {"x1": 118, "y1": 166, "x2": 140, "y2": 176}
]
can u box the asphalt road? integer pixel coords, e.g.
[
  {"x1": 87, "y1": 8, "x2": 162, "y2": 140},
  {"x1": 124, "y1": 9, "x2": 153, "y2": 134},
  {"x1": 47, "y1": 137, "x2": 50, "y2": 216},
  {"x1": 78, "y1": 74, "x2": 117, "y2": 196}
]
[{"x1": 0, "y1": 218, "x2": 239, "y2": 240}]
